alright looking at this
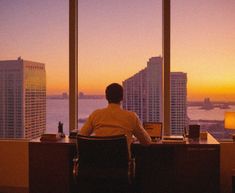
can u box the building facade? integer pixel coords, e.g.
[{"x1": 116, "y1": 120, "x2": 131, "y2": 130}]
[
  {"x1": 0, "y1": 57, "x2": 46, "y2": 139},
  {"x1": 170, "y1": 72, "x2": 187, "y2": 135},
  {"x1": 123, "y1": 56, "x2": 187, "y2": 135}
]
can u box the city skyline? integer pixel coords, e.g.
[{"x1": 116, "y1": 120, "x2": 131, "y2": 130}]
[{"x1": 0, "y1": 0, "x2": 235, "y2": 101}]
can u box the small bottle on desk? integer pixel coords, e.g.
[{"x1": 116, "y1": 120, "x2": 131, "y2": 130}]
[{"x1": 58, "y1": 121, "x2": 65, "y2": 138}]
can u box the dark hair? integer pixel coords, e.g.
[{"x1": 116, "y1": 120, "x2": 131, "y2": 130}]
[{"x1": 105, "y1": 83, "x2": 123, "y2": 104}]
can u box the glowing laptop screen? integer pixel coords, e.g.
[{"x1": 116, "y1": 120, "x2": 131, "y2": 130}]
[{"x1": 143, "y1": 122, "x2": 162, "y2": 138}]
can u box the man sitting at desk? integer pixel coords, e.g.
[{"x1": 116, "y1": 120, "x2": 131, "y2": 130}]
[{"x1": 80, "y1": 83, "x2": 151, "y2": 146}]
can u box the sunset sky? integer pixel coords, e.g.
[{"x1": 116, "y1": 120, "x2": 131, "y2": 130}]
[{"x1": 0, "y1": 0, "x2": 235, "y2": 101}]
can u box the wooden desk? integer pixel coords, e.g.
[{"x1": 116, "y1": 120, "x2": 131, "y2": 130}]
[
  {"x1": 29, "y1": 134, "x2": 220, "y2": 193},
  {"x1": 29, "y1": 137, "x2": 77, "y2": 193},
  {"x1": 220, "y1": 142, "x2": 235, "y2": 193},
  {"x1": 132, "y1": 134, "x2": 220, "y2": 193}
]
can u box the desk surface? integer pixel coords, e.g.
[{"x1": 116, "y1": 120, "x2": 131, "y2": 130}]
[
  {"x1": 30, "y1": 136, "x2": 76, "y2": 145},
  {"x1": 30, "y1": 132, "x2": 219, "y2": 146},
  {"x1": 150, "y1": 132, "x2": 219, "y2": 145}
]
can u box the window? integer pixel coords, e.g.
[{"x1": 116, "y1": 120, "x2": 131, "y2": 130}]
[
  {"x1": 77, "y1": 0, "x2": 162, "y2": 131},
  {"x1": 0, "y1": 0, "x2": 69, "y2": 139},
  {"x1": 172, "y1": 0, "x2": 235, "y2": 140}
]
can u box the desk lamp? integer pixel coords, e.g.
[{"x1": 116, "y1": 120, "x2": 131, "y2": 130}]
[{"x1": 224, "y1": 112, "x2": 235, "y2": 141}]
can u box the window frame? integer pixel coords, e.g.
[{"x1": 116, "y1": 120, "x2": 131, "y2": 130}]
[
  {"x1": 69, "y1": 0, "x2": 171, "y2": 134},
  {"x1": 69, "y1": 0, "x2": 78, "y2": 132},
  {"x1": 162, "y1": 0, "x2": 171, "y2": 135}
]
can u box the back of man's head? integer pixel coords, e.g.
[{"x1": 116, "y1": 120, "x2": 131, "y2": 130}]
[{"x1": 105, "y1": 83, "x2": 123, "y2": 104}]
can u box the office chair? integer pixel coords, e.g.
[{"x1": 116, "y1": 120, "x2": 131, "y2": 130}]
[{"x1": 73, "y1": 134, "x2": 134, "y2": 193}]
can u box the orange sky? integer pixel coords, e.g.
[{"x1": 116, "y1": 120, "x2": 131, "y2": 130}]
[{"x1": 0, "y1": 0, "x2": 235, "y2": 101}]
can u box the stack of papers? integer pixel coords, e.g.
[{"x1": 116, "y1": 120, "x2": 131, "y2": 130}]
[
  {"x1": 162, "y1": 139, "x2": 186, "y2": 144},
  {"x1": 40, "y1": 133, "x2": 61, "y2": 141},
  {"x1": 163, "y1": 135, "x2": 184, "y2": 140}
]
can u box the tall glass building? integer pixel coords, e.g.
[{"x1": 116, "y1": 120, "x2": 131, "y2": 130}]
[
  {"x1": 0, "y1": 57, "x2": 46, "y2": 139},
  {"x1": 170, "y1": 72, "x2": 187, "y2": 135},
  {"x1": 123, "y1": 56, "x2": 187, "y2": 135}
]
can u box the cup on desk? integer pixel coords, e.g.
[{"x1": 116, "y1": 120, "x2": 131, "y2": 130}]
[
  {"x1": 200, "y1": 131, "x2": 208, "y2": 140},
  {"x1": 188, "y1": 124, "x2": 200, "y2": 140}
]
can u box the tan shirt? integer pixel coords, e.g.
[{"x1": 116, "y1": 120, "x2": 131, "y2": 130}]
[{"x1": 80, "y1": 103, "x2": 151, "y2": 146}]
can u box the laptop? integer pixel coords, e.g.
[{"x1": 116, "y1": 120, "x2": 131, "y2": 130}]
[{"x1": 143, "y1": 122, "x2": 162, "y2": 139}]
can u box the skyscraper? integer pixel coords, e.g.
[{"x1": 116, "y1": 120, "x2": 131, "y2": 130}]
[
  {"x1": 170, "y1": 72, "x2": 187, "y2": 135},
  {"x1": 0, "y1": 57, "x2": 46, "y2": 139},
  {"x1": 123, "y1": 56, "x2": 187, "y2": 135}
]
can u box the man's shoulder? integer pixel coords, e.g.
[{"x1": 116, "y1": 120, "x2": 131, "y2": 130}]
[
  {"x1": 92, "y1": 108, "x2": 107, "y2": 115},
  {"x1": 121, "y1": 109, "x2": 137, "y2": 117}
]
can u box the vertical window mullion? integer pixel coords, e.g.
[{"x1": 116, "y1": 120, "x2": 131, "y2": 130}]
[
  {"x1": 69, "y1": 0, "x2": 78, "y2": 131},
  {"x1": 162, "y1": 0, "x2": 171, "y2": 135}
]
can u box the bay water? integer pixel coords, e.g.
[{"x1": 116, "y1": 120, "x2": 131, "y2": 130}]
[{"x1": 47, "y1": 99, "x2": 235, "y2": 135}]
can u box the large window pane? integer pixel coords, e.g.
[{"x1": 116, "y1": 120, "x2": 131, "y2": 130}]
[
  {"x1": 0, "y1": 0, "x2": 69, "y2": 138},
  {"x1": 77, "y1": 0, "x2": 162, "y2": 130},
  {"x1": 172, "y1": 0, "x2": 235, "y2": 140}
]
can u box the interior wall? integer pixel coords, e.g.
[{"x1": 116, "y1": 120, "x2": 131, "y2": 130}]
[{"x1": 0, "y1": 140, "x2": 29, "y2": 192}]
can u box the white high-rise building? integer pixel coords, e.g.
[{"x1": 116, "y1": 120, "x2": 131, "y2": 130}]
[
  {"x1": 123, "y1": 56, "x2": 187, "y2": 135},
  {"x1": 123, "y1": 69, "x2": 146, "y2": 121},
  {"x1": 0, "y1": 57, "x2": 46, "y2": 139},
  {"x1": 146, "y1": 57, "x2": 163, "y2": 123},
  {"x1": 123, "y1": 57, "x2": 163, "y2": 123},
  {"x1": 171, "y1": 72, "x2": 187, "y2": 135}
]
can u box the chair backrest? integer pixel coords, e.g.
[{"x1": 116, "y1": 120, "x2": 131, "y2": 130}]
[
  {"x1": 76, "y1": 134, "x2": 129, "y2": 169},
  {"x1": 75, "y1": 135, "x2": 131, "y2": 192}
]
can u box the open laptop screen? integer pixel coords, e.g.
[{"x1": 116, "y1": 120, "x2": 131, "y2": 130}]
[{"x1": 143, "y1": 122, "x2": 162, "y2": 138}]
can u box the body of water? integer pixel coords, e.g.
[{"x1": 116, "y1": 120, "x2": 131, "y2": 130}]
[
  {"x1": 46, "y1": 99, "x2": 235, "y2": 135},
  {"x1": 46, "y1": 99, "x2": 107, "y2": 134}
]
